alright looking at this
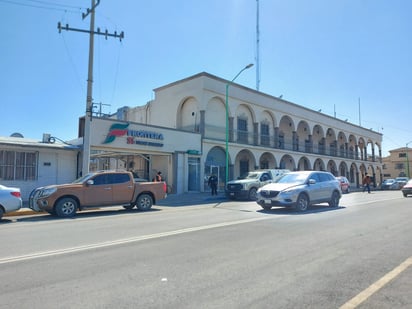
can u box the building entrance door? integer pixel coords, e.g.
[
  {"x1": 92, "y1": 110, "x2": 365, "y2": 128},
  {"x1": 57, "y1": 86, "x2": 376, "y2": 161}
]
[{"x1": 188, "y1": 157, "x2": 200, "y2": 191}]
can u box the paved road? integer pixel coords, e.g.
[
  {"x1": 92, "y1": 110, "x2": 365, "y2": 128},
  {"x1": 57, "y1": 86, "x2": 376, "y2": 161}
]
[{"x1": 1, "y1": 191, "x2": 411, "y2": 308}]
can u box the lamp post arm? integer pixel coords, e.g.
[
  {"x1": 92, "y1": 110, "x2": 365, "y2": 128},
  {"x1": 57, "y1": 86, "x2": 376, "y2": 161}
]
[
  {"x1": 225, "y1": 63, "x2": 254, "y2": 185},
  {"x1": 230, "y1": 63, "x2": 254, "y2": 84}
]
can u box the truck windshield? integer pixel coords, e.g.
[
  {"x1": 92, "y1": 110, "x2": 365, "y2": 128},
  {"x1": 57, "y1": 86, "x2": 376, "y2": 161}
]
[
  {"x1": 239, "y1": 172, "x2": 260, "y2": 180},
  {"x1": 72, "y1": 173, "x2": 95, "y2": 184}
]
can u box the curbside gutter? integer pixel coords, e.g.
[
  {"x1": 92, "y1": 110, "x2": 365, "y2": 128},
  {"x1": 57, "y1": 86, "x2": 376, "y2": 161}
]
[{"x1": 4, "y1": 193, "x2": 226, "y2": 217}]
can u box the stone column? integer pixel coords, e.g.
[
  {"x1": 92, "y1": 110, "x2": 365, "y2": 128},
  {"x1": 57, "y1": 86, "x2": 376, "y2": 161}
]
[
  {"x1": 199, "y1": 110, "x2": 205, "y2": 137},
  {"x1": 274, "y1": 127, "x2": 279, "y2": 149},
  {"x1": 254, "y1": 122, "x2": 259, "y2": 146},
  {"x1": 229, "y1": 117, "x2": 234, "y2": 143}
]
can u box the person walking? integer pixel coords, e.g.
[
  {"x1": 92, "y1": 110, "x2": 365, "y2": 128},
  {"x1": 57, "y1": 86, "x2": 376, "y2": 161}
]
[
  {"x1": 362, "y1": 173, "x2": 371, "y2": 193},
  {"x1": 208, "y1": 174, "x2": 218, "y2": 195}
]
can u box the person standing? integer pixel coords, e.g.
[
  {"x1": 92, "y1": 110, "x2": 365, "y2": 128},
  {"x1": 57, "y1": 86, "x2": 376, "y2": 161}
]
[
  {"x1": 208, "y1": 174, "x2": 218, "y2": 195},
  {"x1": 362, "y1": 173, "x2": 371, "y2": 193},
  {"x1": 154, "y1": 171, "x2": 163, "y2": 182}
]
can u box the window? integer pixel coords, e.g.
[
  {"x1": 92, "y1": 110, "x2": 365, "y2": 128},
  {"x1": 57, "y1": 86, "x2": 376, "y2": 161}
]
[
  {"x1": 237, "y1": 118, "x2": 248, "y2": 143},
  {"x1": 93, "y1": 174, "x2": 109, "y2": 185},
  {"x1": 0, "y1": 150, "x2": 37, "y2": 181},
  {"x1": 399, "y1": 153, "x2": 406, "y2": 158},
  {"x1": 395, "y1": 163, "x2": 404, "y2": 170},
  {"x1": 260, "y1": 123, "x2": 270, "y2": 146},
  {"x1": 108, "y1": 173, "x2": 130, "y2": 184}
]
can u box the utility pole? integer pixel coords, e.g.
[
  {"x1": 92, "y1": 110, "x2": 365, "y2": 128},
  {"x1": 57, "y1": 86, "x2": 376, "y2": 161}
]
[{"x1": 58, "y1": 0, "x2": 124, "y2": 176}]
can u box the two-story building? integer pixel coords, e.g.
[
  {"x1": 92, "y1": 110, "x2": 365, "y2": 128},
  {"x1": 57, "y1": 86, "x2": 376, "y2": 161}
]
[{"x1": 82, "y1": 72, "x2": 383, "y2": 193}]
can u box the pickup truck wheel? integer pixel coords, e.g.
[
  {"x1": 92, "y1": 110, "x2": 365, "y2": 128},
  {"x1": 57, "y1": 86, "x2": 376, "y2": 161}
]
[
  {"x1": 136, "y1": 194, "x2": 153, "y2": 211},
  {"x1": 55, "y1": 198, "x2": 77, "y2": 218},
  {"x1": 295, "y1": 193, "x2": 309, "y2": 212},
  {"x1": 248, "y1": 187, "x2": 258, "y2": 201}
]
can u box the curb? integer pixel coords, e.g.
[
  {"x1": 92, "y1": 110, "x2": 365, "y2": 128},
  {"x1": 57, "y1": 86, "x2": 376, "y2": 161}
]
[{"x1": 4, "y1": 209, "x2": 43, "y2": 217}]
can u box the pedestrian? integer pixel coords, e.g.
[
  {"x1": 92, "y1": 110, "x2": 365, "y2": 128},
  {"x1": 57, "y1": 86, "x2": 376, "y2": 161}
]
[
  {"x1": 208, "y1": 174, "x2": 218, "y2": 195},
  {"x1": 154, "y1": 171, "x2": 163, "y2": 182},
  {"x1": 362, "y1": 173, "x2": 371, "y2": 193}
]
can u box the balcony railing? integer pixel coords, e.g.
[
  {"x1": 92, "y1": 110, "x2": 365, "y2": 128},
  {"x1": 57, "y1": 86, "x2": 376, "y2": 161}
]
[{"x1": 202, "y1": 125, "x2": 380, "y2": 162}]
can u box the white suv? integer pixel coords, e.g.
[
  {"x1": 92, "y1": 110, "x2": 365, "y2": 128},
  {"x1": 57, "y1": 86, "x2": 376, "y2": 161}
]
[{"x1": 256, "y1": 171, "x2": 341, "y2": 212}]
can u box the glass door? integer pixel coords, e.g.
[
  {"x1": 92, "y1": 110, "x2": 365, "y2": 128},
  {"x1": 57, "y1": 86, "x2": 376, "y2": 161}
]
[{"x1": 188, "y1": 157, "x2": 200, "y2": 191}]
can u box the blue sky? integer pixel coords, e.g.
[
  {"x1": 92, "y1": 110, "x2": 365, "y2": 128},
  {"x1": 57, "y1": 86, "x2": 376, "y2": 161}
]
[{"x1": 1, "y1": 0, "x2": 411, "y2": 156}]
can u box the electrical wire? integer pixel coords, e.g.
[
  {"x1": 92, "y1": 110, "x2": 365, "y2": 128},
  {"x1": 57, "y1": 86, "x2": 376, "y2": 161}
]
[{"x1": 0, "y1": 0, "x2": 84, "y2": 13}]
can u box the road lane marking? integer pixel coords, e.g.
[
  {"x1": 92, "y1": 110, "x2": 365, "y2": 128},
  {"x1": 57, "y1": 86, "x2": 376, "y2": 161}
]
[
  {"x1": 340, "y1": 256, "x2": 412, "y2": 309},
  {"x1": 0, "y1": 216, "x2": 270, "y2": 265}
]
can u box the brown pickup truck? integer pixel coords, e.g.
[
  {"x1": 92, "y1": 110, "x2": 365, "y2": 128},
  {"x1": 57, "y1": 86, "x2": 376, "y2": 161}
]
[{"x1": 29, "y1": 170, "x2": 167, "y2": 217}]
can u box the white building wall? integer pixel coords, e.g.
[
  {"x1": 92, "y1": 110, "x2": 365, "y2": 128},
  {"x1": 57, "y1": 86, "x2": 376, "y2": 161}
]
[
  {"x1": 0, "y1": 141, "x2": 79, "y2": 201},
  {"x1": 124, "y1": 72, "x2": 383, "y2": 189}
]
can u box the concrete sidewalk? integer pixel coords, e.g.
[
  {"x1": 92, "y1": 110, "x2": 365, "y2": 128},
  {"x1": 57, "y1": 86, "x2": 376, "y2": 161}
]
[{"x1": 4, "y1": 192, "x2": 227, "y2": 217}]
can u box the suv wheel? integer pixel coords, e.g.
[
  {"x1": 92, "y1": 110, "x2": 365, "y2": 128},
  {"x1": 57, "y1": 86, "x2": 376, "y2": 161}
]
[
  {"x1": 328, "y1": 191, "x2": 340, "y2": 207},
  {"x1": 295, "y1": 194, "x2": 309, "y2": 212}
]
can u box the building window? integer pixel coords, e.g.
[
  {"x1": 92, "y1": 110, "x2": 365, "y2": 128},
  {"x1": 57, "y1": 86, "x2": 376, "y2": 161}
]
[
  {"x1": 399, "y1": 153, "x2": 406, "y2": 158},
  {"x1": 260, "y1": 123, "x2": 270, "y2": 146},
  {"x1": 0, "y1": 150, "x2": 37, "y2": 181},
  {"x1": 395, "y1": 163, "x2": 404, "y2": 170},
  {"x1": 237, "y1": 118, "x2": 248, "y2": 144}
]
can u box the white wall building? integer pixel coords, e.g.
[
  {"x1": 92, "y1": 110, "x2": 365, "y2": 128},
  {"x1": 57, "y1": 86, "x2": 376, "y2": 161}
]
[
  {"x1": 120, "y1": 72, "x2": 383, "y2": 191},
  {"x1": 2, "y1": 72, "x2": 384, "y2": 200},
  {"x1": 0, "y1": 135, "x2": 80, "y2": 201}
]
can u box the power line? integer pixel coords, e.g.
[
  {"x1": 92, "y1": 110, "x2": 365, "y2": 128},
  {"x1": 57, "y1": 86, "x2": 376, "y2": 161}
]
[{"x1": 0, "y1": 0, "x2": 83, "y2": 13}]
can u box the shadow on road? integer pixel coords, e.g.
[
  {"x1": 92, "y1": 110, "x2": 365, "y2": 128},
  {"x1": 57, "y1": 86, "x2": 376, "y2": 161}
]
[
  {"x1": 257, "y1": 204, "x2": 346, "y2": 215},
  {"x1": 1, "y1": 207, "x2": 162, "y2": 224}
]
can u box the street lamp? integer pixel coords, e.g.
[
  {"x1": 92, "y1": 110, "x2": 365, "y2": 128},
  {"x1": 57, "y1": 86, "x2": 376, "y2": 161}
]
[
  {"x1": 406, "y1": 141, "x2": 412, "y2": 178},
  {"x1": 225, "y1": 63, "x2": 254, "y2": 185}
]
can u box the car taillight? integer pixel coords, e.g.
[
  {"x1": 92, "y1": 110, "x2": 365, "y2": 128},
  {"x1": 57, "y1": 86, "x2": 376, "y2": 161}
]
[{"x1": 11, "y1": 191, "x2": 21, "y2": 198}]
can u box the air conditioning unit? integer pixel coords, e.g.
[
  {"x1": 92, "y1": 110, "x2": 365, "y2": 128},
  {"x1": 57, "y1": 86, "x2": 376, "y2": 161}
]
[{"x1": 42, "y1": 133, "x2": 51, "y2": 143}]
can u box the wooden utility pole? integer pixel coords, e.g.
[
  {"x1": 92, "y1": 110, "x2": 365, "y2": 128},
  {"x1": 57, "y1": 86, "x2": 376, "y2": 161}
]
[{"x1": 58, "y1": 0, "x2": 124, "y2": 175}]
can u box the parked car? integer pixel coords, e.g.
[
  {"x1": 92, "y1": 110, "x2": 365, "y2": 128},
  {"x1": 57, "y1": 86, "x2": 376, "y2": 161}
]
[
  {"x1": 381, "y1": 179, "x2": 400, "y2": 190},
  {"x1": 0, "y1": 184, "x2": 22, "y2": 220},
  {"x1": 256, "y1": 171, "x2": 341, "y2": 212},
  {"x1": 401, "y1": 179, "x2": 412, "y2": 197},
  {"x1": 336, "y1": 176, "x2": 350, "y2": 193},
  {"x1": 225, "y1": 169, "x2": 290, "y2": 200},
  {"x1": 395, "y1": 177, "x2": 409, "y2": 189}
]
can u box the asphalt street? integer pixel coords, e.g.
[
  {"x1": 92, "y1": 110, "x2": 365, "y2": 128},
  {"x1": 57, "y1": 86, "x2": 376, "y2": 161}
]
[{"x1": 1, "y1": 190, "x2": 411, "y2": 309}]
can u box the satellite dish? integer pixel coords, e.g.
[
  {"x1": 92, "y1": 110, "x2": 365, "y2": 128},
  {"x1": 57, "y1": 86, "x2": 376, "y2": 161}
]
[{"x1": 10, "y1": 132, "x2": 24, "y2": 138}]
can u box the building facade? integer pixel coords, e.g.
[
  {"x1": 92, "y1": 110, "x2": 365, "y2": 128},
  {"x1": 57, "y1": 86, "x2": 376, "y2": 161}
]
[
  {"x1": 118, "y1": 72, "x2": 383, "y2": 192},
  {"x1": 0, "y1": 135, "x2": 80, "y2": 201},
  {"x1": 2, "y1": 72, "x2": 384, "y2": 200},
  {"x1": 382, "y1": 147, "x2": 412, "y2": 180}
]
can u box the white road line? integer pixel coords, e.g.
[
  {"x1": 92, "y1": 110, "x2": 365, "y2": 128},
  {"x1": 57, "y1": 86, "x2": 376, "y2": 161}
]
[
  {"x1": 0, "y1": 217, "x2": 269, "y2": 265},
  {"x1": 340, "y1": 256, "x2": 412, "y2": 309}
]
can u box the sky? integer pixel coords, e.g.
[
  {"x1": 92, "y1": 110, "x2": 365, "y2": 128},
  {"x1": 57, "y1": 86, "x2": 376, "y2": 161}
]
[{"x1": 1, "y1": 0, "x2": 411, "y2": 157}]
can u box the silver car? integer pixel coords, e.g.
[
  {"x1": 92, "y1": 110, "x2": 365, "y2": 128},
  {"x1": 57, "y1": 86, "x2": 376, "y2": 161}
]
[
  {"x1": 0, "y1": 184, "x2": 22, "y2": 220},
  {"x1": 256, "y1": 171, "x2": 341, "y2": 212}
]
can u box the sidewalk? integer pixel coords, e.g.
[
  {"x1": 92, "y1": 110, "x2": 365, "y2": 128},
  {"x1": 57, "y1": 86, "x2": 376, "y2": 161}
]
[{"x1": 4, "y1": 192, "x2": 227, "y2": 217}]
